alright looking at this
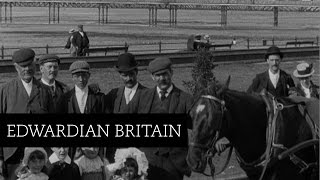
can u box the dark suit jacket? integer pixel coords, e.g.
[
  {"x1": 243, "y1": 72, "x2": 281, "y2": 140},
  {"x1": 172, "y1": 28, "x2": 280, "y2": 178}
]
[
  {"x1": 71, "y1": 31, "x2": 89, "y2": 56},
  {"x1": 39, "y1": 79, "x2": 69, "y2": 113},
  {"x1": 292, "y1": 81, "x2": 319, "y2": 99},
  {"x1": 46, "y1": 161, "x2": 81, "y2": 180},
  {"x1": 58, "y1": 87, "x2": 108, "y2": 113},
  {"x1": 106, "y1": 83, "x2": 146, "y2": 113},
  {"x1": 138, "y1": 85, "x2": 193, "y2": 177},
  {"x1": 247, "y1": 70, "x2": 295, "y2": 97}
]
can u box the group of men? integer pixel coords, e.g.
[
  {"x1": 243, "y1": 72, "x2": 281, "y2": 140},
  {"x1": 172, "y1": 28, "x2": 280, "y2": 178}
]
[{"x1": 0, "y1": 45, "x2": 318, "y2": 180}]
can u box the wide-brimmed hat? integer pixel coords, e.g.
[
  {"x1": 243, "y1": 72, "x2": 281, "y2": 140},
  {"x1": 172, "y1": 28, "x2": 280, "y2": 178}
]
[
  {"x1": 293, "y1": 62, "x2": 314, "y2": 78},
  {"x1": 115, "y1": 53, "x2": 138, "y2": 72},
  {"x1": 265, "y1": 45, "x2": 283, "y2": 60},
  {"x1": 22, "y1": 147, "x2": 48, "y2": 166}
]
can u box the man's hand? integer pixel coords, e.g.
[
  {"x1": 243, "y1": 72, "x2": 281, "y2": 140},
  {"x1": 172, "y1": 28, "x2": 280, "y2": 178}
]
[{"x1": 215, "y1": 137, "x2": 230, "y2": 154}]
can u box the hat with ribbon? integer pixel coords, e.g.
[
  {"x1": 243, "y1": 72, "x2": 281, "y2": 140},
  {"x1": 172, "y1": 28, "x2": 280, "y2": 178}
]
[{"x1": 293, "y1": 62, "x2": 314, "y2": 78}]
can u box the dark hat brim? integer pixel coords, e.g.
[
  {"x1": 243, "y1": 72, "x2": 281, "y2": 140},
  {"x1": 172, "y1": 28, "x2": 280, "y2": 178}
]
[
  {"x1": 15, "y1": 58, "x2": 34, "y2": 67},
  {"x1": 151, "y1": 68, "x2": 169, "y2": 75},
  {"x1": 114, "y1": 64, "x2": 138, "y2": 72},
  {"x1": 71, "y1": 69, "x2": 89, "y2": 74}
]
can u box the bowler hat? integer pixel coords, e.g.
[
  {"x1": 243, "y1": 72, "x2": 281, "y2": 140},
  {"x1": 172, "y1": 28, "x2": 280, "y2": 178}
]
[
  {"x1": 148, "y1": 57, "x2": 172, "y2": 75},
  {"x1": 69, "y1": 60, "x2": 90, "y2": 74},
  {"x1": 293, "y1": 62, "x2": 314, "y2": 78},
  {"x1": 12, "y1": 48, "x2": 35, "y2": 66},
  {"x1": 38, "y1": 54, "x2": 60, "y2": 65},
  {"x1": 265, "y1": 45, "x2": 283, "y2": 60},
  {"x1": 115, "y1": 53, "x2": 138, "y2": 72}
]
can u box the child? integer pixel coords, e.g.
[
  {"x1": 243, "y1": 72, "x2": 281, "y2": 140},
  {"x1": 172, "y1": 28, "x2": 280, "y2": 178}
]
[
  {"x1": 46, "y1": 147, "x2": 81, "y2": 180},
  {"x1": 108, "y1": 147, "x2": 148, "y2": 180},
  {"x1": 74, "y1": 147, "x2": 110, "y2": 180},
  {"x1": 16, "y1": 147, "x2": 48, "y2": 180}
]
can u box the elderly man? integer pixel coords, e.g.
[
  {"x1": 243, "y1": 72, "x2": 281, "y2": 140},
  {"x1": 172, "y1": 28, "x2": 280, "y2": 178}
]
[
  {"x1": 71, "y1": 25, "x2": 89, "y2": 56},
  {"x1": 0, "y1": 48, "x2": 53, "y2": 180},
  {"x1": 38, "y1": 54, "x2": 69, "y2": 112},
  {"x1": 247, "y1": 45, "x2": 295, "y2": 97},
  {"x1": 58, "y1": 60, "x2": 106, "y2": 114},
  {"x1": 138, "y1": 57, "x2": 192, "y2": 180}
]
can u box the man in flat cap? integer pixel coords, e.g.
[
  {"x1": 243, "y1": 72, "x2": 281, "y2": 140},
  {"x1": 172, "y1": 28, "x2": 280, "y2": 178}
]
[
  {"x1": 247, "y1": 45, "x2": 295, "y2": 97},
  {"x1": 38, "y1": 54, "x2": 69, "y2": 112},
  {"x1": 104, "y1": 53, "x2": 146, "y2": 163},
  {"x1": 58, "y1": 60, "x2": 106, "y2": 114},
  {"x1": 0, "y1": 48, "x2": 54, "y2": 180},
  {"x1": 71, "y1": 25, "x2": 89, "y2": 56},
  {"x1": 138, "y1": 57, "x2": 192, "y2": 180}
]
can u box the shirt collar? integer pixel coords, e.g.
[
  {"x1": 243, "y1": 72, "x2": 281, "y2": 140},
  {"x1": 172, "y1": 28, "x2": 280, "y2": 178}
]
[
  {"x1": 21, "y1": 78, "x2": 33, "y2": 87},
  {"x1": 41, "y1": 78, "x2": 56, "y2": 87},
  {"x1": 125, "y1": 83, "x2": 138, "y2": 92},
  {"x1": 49, "y1": 153, "x2": 71, "y2": 164},
  {"x1": 268, "y1": 69, "x2": 280, "y2": 77},
  {"x1": 75, "y1": 85, "x2": 88, "y2": 93},
  {"x1": 157, "y1": 84, "x2": 173, "y2": 97}
]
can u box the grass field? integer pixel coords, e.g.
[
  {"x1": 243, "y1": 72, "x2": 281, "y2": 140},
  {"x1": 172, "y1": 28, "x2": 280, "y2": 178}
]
[{"x1": 0, "y1": 58, "x2": 319, "y2": 179}]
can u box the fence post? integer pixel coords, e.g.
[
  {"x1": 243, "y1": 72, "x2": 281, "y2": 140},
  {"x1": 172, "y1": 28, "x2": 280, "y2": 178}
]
[
  {"x1": 46, "y1": 44, "x2": 49, "y2": 54},
  {"x1": 124, "y1": 42, "x2": 128, "y2": 52},
  {"x1": 159, "y1": 41, "x2": 162, "y2": 53},
  {"x1": 295, "y1": 36, "x2": 297, "y2": 47},
  {"x1": 247, "y1": 38, "x2": 250, "y2": 49},
  {"x1": 272, "y1": 36, "x2": 274, "y2": 45},
  {"x1": 316, "y1": 36, "x2": 319, "y2": 45},
  {"x1": 1, "y1": 46, "x2": 4, "y2": 59}
]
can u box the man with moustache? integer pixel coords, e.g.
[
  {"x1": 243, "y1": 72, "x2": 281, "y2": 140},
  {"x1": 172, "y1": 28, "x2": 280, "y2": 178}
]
[
  {"x1": 38, "y1": 54, "x2": 69, "y2": 112},
  {"x1": 138, "y1": 57, "x2": 192, "y2": 180},
  {"x1": 105, "y1": 53, "x2": 146, "y2": 163},
  {"x1": 247, "y1": 45, "x2": 295, "y2": 97},
  {"x1": 0, "y1": 48, "x2": 53, "y2": 180}
]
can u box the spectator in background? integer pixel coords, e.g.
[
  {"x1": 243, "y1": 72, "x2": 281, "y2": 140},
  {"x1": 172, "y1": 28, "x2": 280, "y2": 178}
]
[
  {"x1": 291, "y1": 62, "x2": 319, "y2": 99},
  {"x1": 71, "y1": 25, "x2": 90, "y2": 56},
  {"x1": 65, "y1": 29, "x2": 77, "y2": 57}
]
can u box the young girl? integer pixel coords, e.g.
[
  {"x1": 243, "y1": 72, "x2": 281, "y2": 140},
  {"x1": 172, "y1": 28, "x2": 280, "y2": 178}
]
[
  {"x1": 16, "y1": 147, "x2": 48, "y2": 180},
  {"x1": 108, "y1": 147, "x2": 148, "y2": 180},
  {"x1": 74, "y1": 147, "x2": 110, "y2": 180}
]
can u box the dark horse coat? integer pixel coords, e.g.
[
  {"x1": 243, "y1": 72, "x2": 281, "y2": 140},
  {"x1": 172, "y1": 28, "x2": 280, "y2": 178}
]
[{"x1": 138, "y1": 85, "x2": 193, "y2": 180}]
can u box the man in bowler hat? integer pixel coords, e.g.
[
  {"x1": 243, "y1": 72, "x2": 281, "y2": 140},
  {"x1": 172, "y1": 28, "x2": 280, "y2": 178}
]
[
  {"x1": 105, "y1": 53, "x2": 146, "y2": 163},
  {"x1": 247, "y1": 45, "x2": 295, "y2": 97},
  {"x1": 71, "y1": 25, "x2": 89, "y2": 56},
  {"x1": 138, "y1": 57, "x2": 193, "y2": 180},
  {"x1": 0, "y1": 48, "x2": 54, "y2": 180}
]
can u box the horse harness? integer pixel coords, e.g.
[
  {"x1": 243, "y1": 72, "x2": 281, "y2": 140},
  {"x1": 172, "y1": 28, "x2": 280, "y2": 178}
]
[{"x1": 191, "y1": 93, "x2": 319, "y2": 180}]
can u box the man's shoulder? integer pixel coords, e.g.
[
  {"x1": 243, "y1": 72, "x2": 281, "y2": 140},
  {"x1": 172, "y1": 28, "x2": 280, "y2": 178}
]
[{"x1": 0, "y1": 78, "x2": 19, "y2": 91}]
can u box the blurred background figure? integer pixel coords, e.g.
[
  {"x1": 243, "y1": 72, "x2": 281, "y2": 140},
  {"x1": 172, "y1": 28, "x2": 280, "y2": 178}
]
[{"x1": 65, "y1": 29, "x2": 77, "y2": 57}]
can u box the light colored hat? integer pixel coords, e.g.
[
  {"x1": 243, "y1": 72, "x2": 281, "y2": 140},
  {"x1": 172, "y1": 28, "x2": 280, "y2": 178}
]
[
  {"x1": 293, "y1": 62, "x2": 314, "y2": 78},
  {"x1": 204, "y1": 34, "x2": 210, "y2": 40},
  {"x1": 22, "y1": 147, "x2": 48, "y2": 166},
  {"x1": 69, "y1": 29, "x2": 75, "y2": 33},
  {"x1": 69, "y1": 60, "x2": 90, "y2": 74},
  {"x1": 107, "y1": 147, "x2": 148, "y2": 179}
]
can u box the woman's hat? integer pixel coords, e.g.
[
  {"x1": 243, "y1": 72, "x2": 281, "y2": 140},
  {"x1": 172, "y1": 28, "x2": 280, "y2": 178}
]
[
  {"x1": 293, "y1": 62, "x2": 314, "y2": 78},
  {"x1": 22, "y1": 147, "x2": 48, "y2": 166}
]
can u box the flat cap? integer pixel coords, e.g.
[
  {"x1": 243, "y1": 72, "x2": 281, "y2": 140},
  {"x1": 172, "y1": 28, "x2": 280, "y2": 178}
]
[
  {"x1": 12, "y1": 48, "x2": 35, "y2": 66},
  {"x1": 69, "y1": 60, "x2": 90, "y2": 74},
  {"x1": 265, "y1": 45, "x2": 283, "y2": 60},
  {"x1": 148, "y1": 57, "x2": 172, "y2": 74},
  {"x1": 38, "y1": 54, "x2": 60, "y2": 65}
]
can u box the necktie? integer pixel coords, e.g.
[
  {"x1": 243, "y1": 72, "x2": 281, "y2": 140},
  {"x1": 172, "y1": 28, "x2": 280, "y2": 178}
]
[
  {"x1": 50, "y1": 86, "x2": 55, "y2": 97},
  {"x1": 125, "y1": 89, "x2": 132, "y2": 104},
  {"x1": 160, "y1": 90, "x2": 167, "y2": 101}
]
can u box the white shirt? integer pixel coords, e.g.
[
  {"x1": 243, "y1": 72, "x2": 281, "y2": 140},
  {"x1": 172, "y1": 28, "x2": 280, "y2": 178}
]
[
  {"x1": 41, "y1": 78, "x2": 56, "y2": 92},
  {"x1": 79, "y1": 31, "x2": 84, "y2": 37},
  {"x1": 124, "y1": 83, "x2": 138, "y2": 104},
  {"x1": 157, "y1": 85, "x2": 173, "y2": 99},
  {"x1": 21, "y1": 79, "x2": 33, "y2": 97},
  {"x1": 49, "y1": 153, "x2": 71, "y2": 164},
  {"x1": 268, "y1": 69, "x2": 280, "y2": 89},
  {"x1": 301, "y1": 83, "x2": 311, "y2": 98},
  {"x1": 75, "y1": 85, "x2": 88, "y2": 113}
]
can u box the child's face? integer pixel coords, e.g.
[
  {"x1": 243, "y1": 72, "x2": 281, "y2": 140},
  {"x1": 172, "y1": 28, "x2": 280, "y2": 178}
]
[
  {"x1": 51, "y1": 147, "x2": 69, "y2": 161},
  {"x1": 82, "y1": 147, "x2": 99, "y2": 159},
  {"x1": 28, "y1": 159, "x2": 45, "y2": 174},
  {"x1": 121, "y1": 166, "x2": 136, "y2": 180}
]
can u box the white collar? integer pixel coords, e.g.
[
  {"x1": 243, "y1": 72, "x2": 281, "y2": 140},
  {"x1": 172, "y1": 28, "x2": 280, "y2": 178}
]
[
  {"x1": 49, "y1": 153, "x2": 71, "y2": 164},
  {"x1": 41, "y1": 78, "x2": 56, "y2": 87},
  {"x1": 21, "y1": 78, "x2": 33, "y2": 87},
  {"x1": 157, "y1": 84, "x2": 173, "y2": 98},
  {"x1": 268, "y1": 69, "x2": 280, "y2": 77},
  {"x1": 124, "y1": 83, "x2": 138, "y2": 92},
  {"x1": 75, "y1": 85, "x2": 88, "y2": 93},
  {"x1": 79, "y1": 31, "x2": 84, "y2": 37}
]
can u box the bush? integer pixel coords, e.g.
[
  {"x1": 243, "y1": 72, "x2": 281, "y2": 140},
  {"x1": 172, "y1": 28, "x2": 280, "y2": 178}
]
[{"x1": 183, "y1": 49, "x2": 217, "y2": 95}]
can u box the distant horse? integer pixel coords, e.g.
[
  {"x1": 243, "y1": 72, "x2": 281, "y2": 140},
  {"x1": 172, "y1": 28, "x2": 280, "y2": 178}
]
[{"x1": 187, "y1": 77, "x2": 318, "y2": 180}]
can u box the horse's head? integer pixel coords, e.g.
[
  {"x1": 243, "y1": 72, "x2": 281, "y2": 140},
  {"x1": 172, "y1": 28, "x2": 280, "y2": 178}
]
[{"x1": 187, "y1": 76, "x2": 230, "y2": 173}]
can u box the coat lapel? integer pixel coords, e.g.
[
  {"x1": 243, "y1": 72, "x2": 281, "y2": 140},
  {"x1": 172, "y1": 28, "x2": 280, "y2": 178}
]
[
  {"x1": 85, "y1": 89, "x2": 96, "y2": 113},
  {"x1": 114, "y1": 86, "x2": 125, "y2": 113},
  {"x1": 169, "y1": 85, "x2": 180, "y2": 113},
  {"x1": 17, "y1": 78, "x2": 31, "y2": 100},
  {"x1": 29, "y1": 78, "x2": 41, "y2": 102},
  {"x1": 69, "y1": 88, "x2": 80, "y2": 113},
  {"x1": 262, "y1": 71, "x2": 272, "y2": 91}
]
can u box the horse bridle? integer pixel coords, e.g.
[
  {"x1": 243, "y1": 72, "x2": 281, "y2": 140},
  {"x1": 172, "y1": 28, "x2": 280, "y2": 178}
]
[{"x1": 189, "y1": 95, "x2": 231, "y2": 179}]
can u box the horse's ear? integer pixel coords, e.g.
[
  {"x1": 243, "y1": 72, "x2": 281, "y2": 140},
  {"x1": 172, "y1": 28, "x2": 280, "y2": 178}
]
[{"x1": 217, "y1": 75, "x2": 231, "y2": 95}]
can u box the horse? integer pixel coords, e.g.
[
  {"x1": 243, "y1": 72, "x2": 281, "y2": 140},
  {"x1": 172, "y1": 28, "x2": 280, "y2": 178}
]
[{"x1": 187, "y1": 77, "x2": 318, "y2": 180}]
